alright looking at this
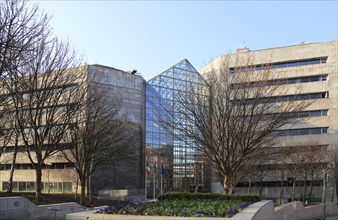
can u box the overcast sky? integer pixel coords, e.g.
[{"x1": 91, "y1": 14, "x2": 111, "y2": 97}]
[{"x1": 33, "y1": 1, "x2": 338, "y2": 81}]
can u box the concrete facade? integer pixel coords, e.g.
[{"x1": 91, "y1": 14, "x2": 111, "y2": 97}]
[
  {"x1": 0, "y1": 64, "x2": 146, "y2": 194},
  {"x1": 200, "y1": 40, "x2": 338, "y2": 200}
]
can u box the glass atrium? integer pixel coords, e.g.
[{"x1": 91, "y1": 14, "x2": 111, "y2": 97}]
[{"x1": 146, "y1": 59, "x2": 205, "y2": 193}]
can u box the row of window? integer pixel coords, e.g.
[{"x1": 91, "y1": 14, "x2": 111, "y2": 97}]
[
  {"x1": 240, "y1": 75, "x2": 328, "y2": 88},
  {"x1": 1, "y1": 181, "x2": 72, "y2": 192},
  {"x1": 229, "y1": 57, "x2": 327, "y2": 73},
  {"x1": 247, "y1": 92, "x2": 328, "y2": 104},
  {"x1": 291, "y1": 110, "x2": 328, "y2": 118},
  {"x1": 236, "y1": 180, "x2": 322, "y2": 187},
  {"x1": 274, "y1": 127, "x2": 328, "y2": 136},
  {"x1": 0, "y1": 163, "x2": 73, "y2": 170}
]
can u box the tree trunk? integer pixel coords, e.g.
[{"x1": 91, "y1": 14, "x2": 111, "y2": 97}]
[
  {"x1": 80, "y1": 180, "x2": 86, "y2": 205},
  {"x1": 223, "y1": 175, "x2": 235, "y2": 194},
  {"x1": 248, "y1": 180, "x2": 252, "y2": 194},
  {"x1": 8, "y1": 150, "x2": 18, "y2": 193},
  {"x1": 8, "y1": 135, "x2": 19, "y2": 193},
  {"x1": 35, "y1": 165, "x2": 43, "y2": 202},
  {"x1": 309, "y1": 175, "x2": 314, "y2": 203},
  {"x1": 292, "y1": 180, "x2": 296, "y2": 201},
  {"x1": 303, "y1": 171, "x2": 307, "y2": 205}
]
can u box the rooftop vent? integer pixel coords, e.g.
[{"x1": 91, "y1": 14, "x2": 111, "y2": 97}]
[
  {"x1": 130, "y1": 69, "x2": 137, "y2": 74},
  {"x1": 301, "y1": 41, "x2": 309, "y2": 44},
  {"x1": 236, "y1": 47, "x2": 250, "y2": 53}
]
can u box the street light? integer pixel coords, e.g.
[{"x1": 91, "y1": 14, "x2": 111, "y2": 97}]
[{"x1": 322, "y1": 172, "x2": 328, "y2": 220}]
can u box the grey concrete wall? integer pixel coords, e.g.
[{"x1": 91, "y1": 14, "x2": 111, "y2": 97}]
[{"x1": 88, "y1": 65, "x2": 146, "y2": 192}]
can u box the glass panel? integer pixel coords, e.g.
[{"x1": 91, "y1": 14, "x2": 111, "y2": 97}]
[
  {"x1": 299, "y1": 129, "x2": 310, "y2": 135},
  {"x1": 287, "y1": 79, "x2": 297, "y2": 84},
  {"x1": 309, "y1": 111, "x2": 321, "y2": 117},
  {"x1": 27, "y1": 182, "x2": 35, "y2": 191},
  {"x1": 322, "y1": 110, "x2": 328, "y2": 116},
  {"x1": 287, "y1": 62, "x2": 299, "y2": 67},
  {"x1": 12, "y1": 182, "x2": 18, "y2": 191},
  {"x1": 288, "y1": 130, "x2": 299, "y2": 136},
  {"x1": 2, "y1": 182, "x2": 9, "y2": 191},
  {"x1": 309, "y1": 76, "x2": 320, "y2": 82},
  {"x1": 300, "y1": 77, "x2": 309, "y2": 83},
  {"x1": 309, "y1": 93, "x2": 321, "y2": 99},
  {"x1": 298, "y1": 94, "x2": 309, "y2": 100},
  {"x1": 322, "y1": 128, "x2": 328, "y2": 133},
  {"x1": 309, "y1": 59, "x2": 321, "y2": 65},
  {"x1": 55, "y1": 163, "x2": 65, "y2": 169},
  {"x1": 63, "y1": 182, "x2": 72, "y2": 192},
  {"x1": 299, "y1": 112, "x2": 310, "y2": 117},
  {"x1": 310, "y1": 128, "x2": 321, "y2": 134},
  {"x1": 321, "y1": 76, "x2": 327, "y2": 81},
  {"x1": 298, "y1": 61, "x2": 310, "y2": 66},
  {"x1": 19, "y1": 182, "x2": 26, "y2": 191}
]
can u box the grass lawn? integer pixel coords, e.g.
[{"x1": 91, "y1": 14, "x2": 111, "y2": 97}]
[
  {"x1": 0, "y1": 192, "x2": 129, "y2": 207},
  {"x1": 96, "y1": 198, "x2": 257, "y2": 218}
]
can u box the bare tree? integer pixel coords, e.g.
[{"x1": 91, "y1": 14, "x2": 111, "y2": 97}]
[
  {"x1": 60, "y1": 81, "x2": 137, "y2": 205},
  {"x1": 327, "y1": 145, "x2": 338, "y2": 203},
  {"x1": 1, "y1": 0, "x2": 49, "y2": 162},
  {"x1": 2, "y1": 38, "x2": 83, "y2": 201},
  {"x1": 161, "y1": 56, "x2": 309, "y2": 194},
  {"x1": 0, "y1": 0, "x2": 49, "y2": 77}
]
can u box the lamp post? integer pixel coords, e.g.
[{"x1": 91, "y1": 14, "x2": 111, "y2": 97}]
[
  {"x1": 45, "y1": 162, "x2": 52, "y2": 194},
  {"x1": 322, "y1": 172, "x2": 328, "y2": 220}
]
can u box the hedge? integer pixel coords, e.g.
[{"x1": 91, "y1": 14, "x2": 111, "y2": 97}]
[{"x1": 157, "y1": 192, "x2": 261, "y2": 202}]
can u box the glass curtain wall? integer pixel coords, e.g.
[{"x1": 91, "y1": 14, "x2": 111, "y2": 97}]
[{"x1": 146, "y1": 59, "x2": 205, "y2": 194}]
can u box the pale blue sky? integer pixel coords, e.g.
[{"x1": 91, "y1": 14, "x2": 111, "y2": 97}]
[{"x1": 33, "y1": 1, "x2": 337, "y2": 80}]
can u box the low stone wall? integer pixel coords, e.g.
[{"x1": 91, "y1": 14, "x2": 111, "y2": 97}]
[
  {"x1": 271, "y1": 201, "x2": 338, "y2": 220},
  {"x1": 0, "y1": 196, "x2": 86, "y2": 220},
  {"x1": 98, "y1": 189, "x2": 145, "y2": 202}
]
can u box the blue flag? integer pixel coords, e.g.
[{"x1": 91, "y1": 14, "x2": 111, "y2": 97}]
[{"x1": 160, "y1": 164, "x2": 164, "y2": 175}]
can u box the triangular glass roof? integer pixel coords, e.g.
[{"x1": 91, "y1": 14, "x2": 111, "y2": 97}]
[{"x1": 147, "y1": 59, "x2": 204, "y2": 85}]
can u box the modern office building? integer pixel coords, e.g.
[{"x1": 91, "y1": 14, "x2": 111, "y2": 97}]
[
  {"x1": 200, "y1": 40, "x2": 338, "y2": 201},
  {"x1": 0, "y1": 64, "x2": 146, "y2": 195},
  {"x1": 0, "y1": 40, "x2": 336, "y2": 202}
]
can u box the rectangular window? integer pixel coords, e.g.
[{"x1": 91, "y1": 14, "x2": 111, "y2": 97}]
[
  {"x1": 19, "y1": 182, "x2": 26, "y2": 191},
  {"x1": 288, "y1": 79, "x2": 297, "y2": 84},
  {"x1": 322, "y1": 110, "x2": 328, "y2": 116},
  {"x1": 300, "y1": 77, "x2": 310, "y2": 83},
  {"x1": 310, "y1": 128, "x2": 321, "y2": 134},
  {"x1": 309, "y1": 60, "x2": 321, "y2": 65},
  {"x1": 298, "y1": 60, "x2": 310, "y2": 66},
  {"x1": 309, "y1": 94, "x2": 321, "y2": 99},
  {"x1": 298, "y1": 94, "x2": 309, "y2": 100},
  {"x1": 321, "y1": 75, "x2": 327, "y2": 81},
  {"x1": 299, "y1": 129, "x2": 310, "y2": 135},
  {"x1": 287, "y1": 62, "x2": 299, "y2": 67},
  {"x1": 309, "y1": 76, "x2": 320, "y2": 82},
  {"x1": 309, "y1": 111, "x2": 321, "y2": 117},
  {"x1": 63, "y1": 182, "x2": 72, "y2": 193},
  {"x1": 299, "y1": 112, "x2": 310, "y2": 117},
  {"x1": 288, "y1": 130, "x2": 299, "y2": 136},
  {"x1": 27, "y1": 182, "x2": 35, "y2": 191}
]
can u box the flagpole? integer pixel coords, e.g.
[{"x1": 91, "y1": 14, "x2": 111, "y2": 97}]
[
  {"x1": 145, "y1": 154, "x2": 147, "y2": 201},
  {"x1": 161, "y1": 164, "x2": 163, "y2": 195}
]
